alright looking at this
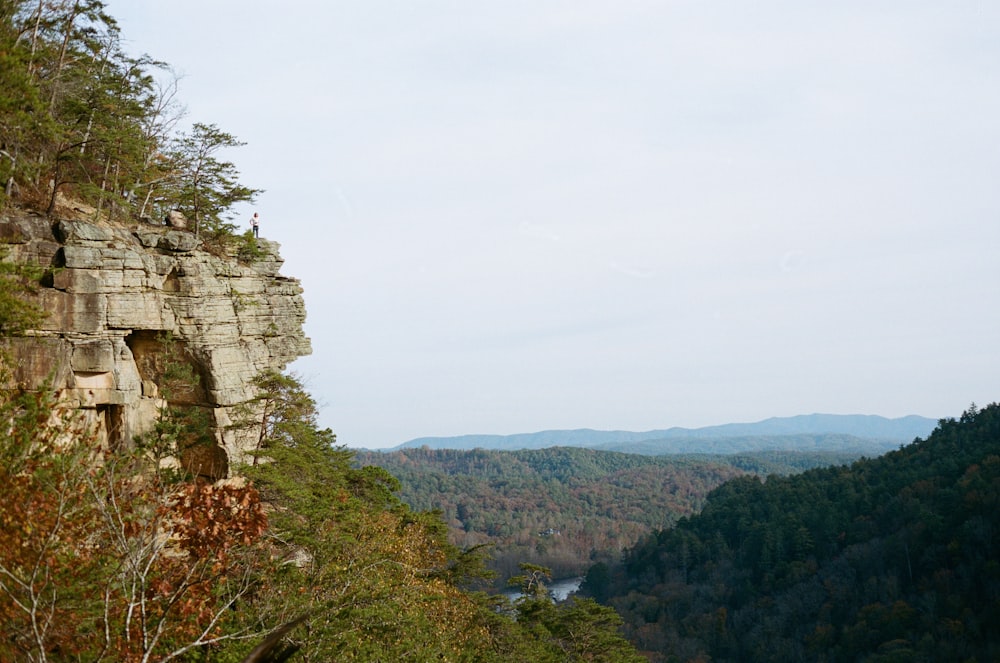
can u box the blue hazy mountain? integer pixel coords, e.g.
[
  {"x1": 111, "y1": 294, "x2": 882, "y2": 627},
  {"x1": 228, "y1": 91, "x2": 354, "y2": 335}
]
[{"x1": 390, "y1": 414, "x2": 939, "y2": 455}]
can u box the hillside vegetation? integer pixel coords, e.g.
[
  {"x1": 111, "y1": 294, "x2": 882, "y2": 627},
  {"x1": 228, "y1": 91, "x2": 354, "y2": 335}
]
[
  {"x1": 0, "y1": 0, "x2": 257, "y2": 239},
  {"x1": 355, "y1": 446, "x2": 888, "y2": 584},
  {"x1": 0, "y1": 359, "x2": 647, "y2": 661},
  {"x1": 590, "y1": 403, "x2": 1000, "y2": 662}
]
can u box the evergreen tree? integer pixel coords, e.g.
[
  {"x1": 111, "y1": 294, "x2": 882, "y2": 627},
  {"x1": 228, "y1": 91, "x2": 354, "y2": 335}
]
[
  {"x1": 1, "y1": 1, "x2": 258, "y2": 234},
  {"x1": 165, "y1": 123, "x2": 261, "y2": 237}
]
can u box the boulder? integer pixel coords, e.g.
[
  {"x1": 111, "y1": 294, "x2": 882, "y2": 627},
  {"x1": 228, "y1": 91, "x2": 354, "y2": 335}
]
[
  {"x1": 55, "y1": 219, "x2": 113, "y2": 243},
  {"x1": 135, "y1": 228, "x2": 199, "y2": 252},
  {"x1": 165, "y1": 210, "x2": 187, "y2": 229}
]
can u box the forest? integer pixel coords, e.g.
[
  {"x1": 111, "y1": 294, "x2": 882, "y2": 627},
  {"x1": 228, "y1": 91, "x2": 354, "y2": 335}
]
[
  {"x1": 0, "y1": 0, "x2": 259, "y2": 238},
  {"x1": 354, "y1": 446, "x2": 878, "y2": 585},
  {"x1": 587, "y1": 403, "x2": 1000, "y2": 662}
]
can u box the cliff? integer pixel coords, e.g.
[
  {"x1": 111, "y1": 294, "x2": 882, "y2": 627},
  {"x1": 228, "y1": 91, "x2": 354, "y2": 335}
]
[{"x1": 0, "y1": 210, "x2": 311, "y2": 479}]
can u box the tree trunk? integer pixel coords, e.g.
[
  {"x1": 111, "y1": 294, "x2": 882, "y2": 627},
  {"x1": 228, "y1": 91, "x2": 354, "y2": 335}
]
[
  {"x1": 49, "y1": 2, "x2": 83, "y2": 112},
  {"x1": 27, "y1": 0, "x2": 44, "y2": 80}
]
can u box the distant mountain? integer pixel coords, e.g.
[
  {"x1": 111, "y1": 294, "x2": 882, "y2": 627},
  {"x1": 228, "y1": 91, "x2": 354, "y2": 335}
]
[
  {"x1": 592, "y1": 433, "x2": 903, "y2": 456},
  {"x1": 391, "y1": 414, "x2": 938, "y2": 454}
]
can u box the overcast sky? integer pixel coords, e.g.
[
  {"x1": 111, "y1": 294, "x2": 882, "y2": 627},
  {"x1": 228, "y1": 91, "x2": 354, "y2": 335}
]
[{"x1": 109, "y1": 2, "x2": 1000, "y2": 448}]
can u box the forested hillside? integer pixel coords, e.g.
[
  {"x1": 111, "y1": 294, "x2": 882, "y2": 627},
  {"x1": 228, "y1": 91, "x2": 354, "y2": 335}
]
[
  {"x1": 590, "y1": 404, "x2": 1000, "y2": 662},
  {"x1": 355, "y1": 446, "x2": 883, "y2": 584}
]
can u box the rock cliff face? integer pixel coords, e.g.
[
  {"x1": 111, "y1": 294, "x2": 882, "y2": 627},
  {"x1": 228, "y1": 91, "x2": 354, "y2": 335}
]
[{"x1": 1, "y1": 211, "x2": 311, "y2": 479}]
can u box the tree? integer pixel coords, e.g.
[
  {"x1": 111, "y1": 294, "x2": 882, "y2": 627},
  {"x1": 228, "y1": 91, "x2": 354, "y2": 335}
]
[
  {"x1": 73, "y1": 44, "x2": 164, "y2": 220},
  {"x1": 0, "y1": 323, "x2": 271, "y2": 661},
  {"x1": 507, "y1": 564, "x2": 645, "y2": 662},
  {"x1": 0, "y1": 0, "x2": 52, "y2": 203},
  {"x1": 0, "y1": 390, "x2": 97, "y2": 662},
  {"x1": 18, "y1": 0, "x2": 123, "y2": 215},
  {"x1": 231, "y1": 372, "x2": 488, "y2": 660},
  {"x1": 82, "y1": 437, "x2": 269, "y2": 662},
  {"x1": 1, "y1": 1, "x2": 258, "y2": 234},
  {"x1": 165, "y1": 123, "x2": 260, "y2": 238},
  {"x1": 509, "y1": 562, "x2": 552, "y2": 600},
  {"x1": 132, "y1": 65, "x2": 185, "y2": 219},
  {"x1": 230, "y1": 370, "x2": 318, "y2": 466}
]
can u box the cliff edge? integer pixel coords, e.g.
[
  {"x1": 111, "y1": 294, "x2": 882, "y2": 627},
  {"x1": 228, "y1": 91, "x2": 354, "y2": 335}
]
[{"x1": 1, "y1": 210, "x2": 311, "y2": 479}]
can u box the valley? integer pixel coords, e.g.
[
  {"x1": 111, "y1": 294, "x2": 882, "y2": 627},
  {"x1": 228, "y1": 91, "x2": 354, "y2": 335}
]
[{"x1": 354, "y1": 431, "x2": 913, "y2": 586}]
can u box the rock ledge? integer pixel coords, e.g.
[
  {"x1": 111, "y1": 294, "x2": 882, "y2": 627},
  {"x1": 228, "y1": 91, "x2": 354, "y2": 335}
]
[{"x1": 2, "y1": 213, "x2": 312, "y2": 478}]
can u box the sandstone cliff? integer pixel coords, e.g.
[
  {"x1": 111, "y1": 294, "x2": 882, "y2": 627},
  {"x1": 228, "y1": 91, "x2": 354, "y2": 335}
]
[{"x1": 1, "y1": 211, "x2": 311, "y2": 479}]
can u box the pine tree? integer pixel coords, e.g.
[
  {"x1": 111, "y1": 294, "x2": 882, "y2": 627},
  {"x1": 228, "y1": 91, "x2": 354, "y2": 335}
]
[{"x1": 165, "y1": 123, "x2": 261, "y2": 238}]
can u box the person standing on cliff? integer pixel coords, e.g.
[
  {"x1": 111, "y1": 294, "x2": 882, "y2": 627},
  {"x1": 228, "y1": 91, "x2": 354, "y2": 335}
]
[{"x1": 250, "y1": 212, "x2": 260, "y2": 238}]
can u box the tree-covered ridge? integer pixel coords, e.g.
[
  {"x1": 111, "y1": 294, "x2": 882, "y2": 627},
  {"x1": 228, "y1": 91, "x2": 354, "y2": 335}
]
[
  {"x1": 355, "y1": 446, "x2": 872, "y2": 584},
  {"x1": 0, "y1": 1, "x2": 257, "y2": 236},
  {"x1": 594, "y1": 404, "x2": 1000, "y2": 662}
]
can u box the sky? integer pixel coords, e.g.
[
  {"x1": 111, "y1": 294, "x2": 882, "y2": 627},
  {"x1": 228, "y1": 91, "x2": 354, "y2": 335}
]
[{"x1": 108, "y1": 1, "x2": 1000, "y2": 448}]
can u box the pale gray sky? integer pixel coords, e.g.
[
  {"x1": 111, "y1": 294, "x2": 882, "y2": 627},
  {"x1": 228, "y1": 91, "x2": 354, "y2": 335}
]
[{"x1": 111, "y1": 2, "x2": 1000, "y2": 448}]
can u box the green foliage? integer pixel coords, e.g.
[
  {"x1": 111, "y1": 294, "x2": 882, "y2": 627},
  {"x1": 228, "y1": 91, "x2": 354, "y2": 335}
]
[
  {"x1": 0, "y1": 4, "x2": 48, "y2": 206},
  {"x1": 520, "y1": 595, "x2": 647, "y2": 663},
  {"x1": 226, "y1": 372, "x2": 646, "y2": 661},
  {"x1": 501, "y1": 564, "x2": 644, "y2": 662},
  {"x1": 232, "y1": 373, "x2": 499, "y2": 659},
  {"x1": 164, "y1": 122, "x2": 261, "y2": 238},
  {"x1": 0, "y1": 1, "x2": 258, "y2": 237},
  {"x1": 236, "y1": 229, "x2": 265, "y2": 263},
  {"x1": 0, "y1": 246, "x2": 45, "y2": 336},
  {"x1": 509, "y1": 562, "x2": 553, "y2": 598},
  {"x1": 599, "y1": 403, "x2": 1000, "y2": 662}
]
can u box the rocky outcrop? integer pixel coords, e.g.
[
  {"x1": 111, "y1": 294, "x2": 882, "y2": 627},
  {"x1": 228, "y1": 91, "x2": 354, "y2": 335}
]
[{"x1": 1, "y1": 211, "x2": 311, "y2": 479}]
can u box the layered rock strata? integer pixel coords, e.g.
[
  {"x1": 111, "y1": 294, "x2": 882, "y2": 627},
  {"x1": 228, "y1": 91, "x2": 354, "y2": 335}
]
[{"x1": 1, "y1": 211, "x2": 311, "y2": 478}]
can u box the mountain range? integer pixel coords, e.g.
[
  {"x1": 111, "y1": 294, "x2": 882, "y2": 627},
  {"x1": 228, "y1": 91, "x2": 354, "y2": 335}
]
[{"x1": 390, "y1": 413, "x2": 939, "y2": 455}]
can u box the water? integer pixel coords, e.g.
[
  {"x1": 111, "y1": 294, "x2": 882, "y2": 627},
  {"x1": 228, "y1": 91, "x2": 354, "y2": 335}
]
[
  {"x1": 549, "y1": 576, "x2": 584, "y2": 600},
  {"x1": 503, "y1": 576, "x2": 583, "y2": 602}
]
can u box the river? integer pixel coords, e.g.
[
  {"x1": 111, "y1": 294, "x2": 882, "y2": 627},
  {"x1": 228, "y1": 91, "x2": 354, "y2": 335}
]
[{"x1": 503, "y1": 576, "x2": 583, "y2": 602}]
